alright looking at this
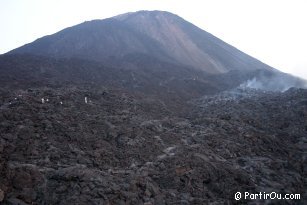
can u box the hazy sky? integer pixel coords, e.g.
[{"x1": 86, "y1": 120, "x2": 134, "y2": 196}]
[{"x1": 1, "y1": 0, "x2": 306, "y2": 79}]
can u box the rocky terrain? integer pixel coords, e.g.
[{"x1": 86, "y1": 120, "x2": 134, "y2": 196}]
[
  {"x1": 1, "y1": 10, "x2": 307, "y2": 205},
  {"x1": 0, "y1": 85, "x2": 306, "y2": 204}
]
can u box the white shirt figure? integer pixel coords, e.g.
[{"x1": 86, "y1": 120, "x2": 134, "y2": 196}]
[
  {"x1": 85, "y1": 97, "x2": 88, "y2": 104},
  {"x1": 41, "y1": 98, "x2": 45, "y2": 104}
]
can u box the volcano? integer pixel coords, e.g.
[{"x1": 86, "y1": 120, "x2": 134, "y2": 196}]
[
  {"x1": 9, "y1": 10, "x2": 275, "y2": 74},
  {"x1": 0, "y1": 10, "x2": 306, "y2": 204},
  {"x1": 3, "y1": 11, "x2": 306, "y2": 92}
]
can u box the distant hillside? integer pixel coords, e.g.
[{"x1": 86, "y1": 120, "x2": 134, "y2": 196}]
[
  {"x1": 2, "y1": 10, "x2": 306, "y2": 92},
  {"x1": 9, "y1": 10, "x2": 275, "y2": 74}
]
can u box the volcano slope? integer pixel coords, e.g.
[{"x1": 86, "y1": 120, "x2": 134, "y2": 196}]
[
  {"x1": 1, "y1": 9, "x2": 307, "y2": 205},
  {"x1": 0, "y1": 84, "x2": 306, "y2": 205}
]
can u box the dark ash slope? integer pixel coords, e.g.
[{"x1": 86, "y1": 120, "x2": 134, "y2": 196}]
[{"x1": 9, "y1": 11, "x2": 275, "y2": 74}]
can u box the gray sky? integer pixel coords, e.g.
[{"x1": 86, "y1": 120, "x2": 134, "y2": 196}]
[{"x1": 1, "y1": 0, "x2": 306, "y2": 79}]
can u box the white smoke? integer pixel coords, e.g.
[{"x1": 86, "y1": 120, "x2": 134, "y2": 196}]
[
  {"x1": 240, "y1": 72, "x2": 307, "y2": 92},
  {"x1": 242, "y1": 78, "x2": 265, "y2": 90}
]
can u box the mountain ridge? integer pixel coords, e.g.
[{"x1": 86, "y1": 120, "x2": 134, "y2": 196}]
[
  {"x1": 8, "y1": 10, "x2": 275, "y2": 74},
  {"x1": 5, "y1": 10, "x2": 306, "y2": 92}
]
